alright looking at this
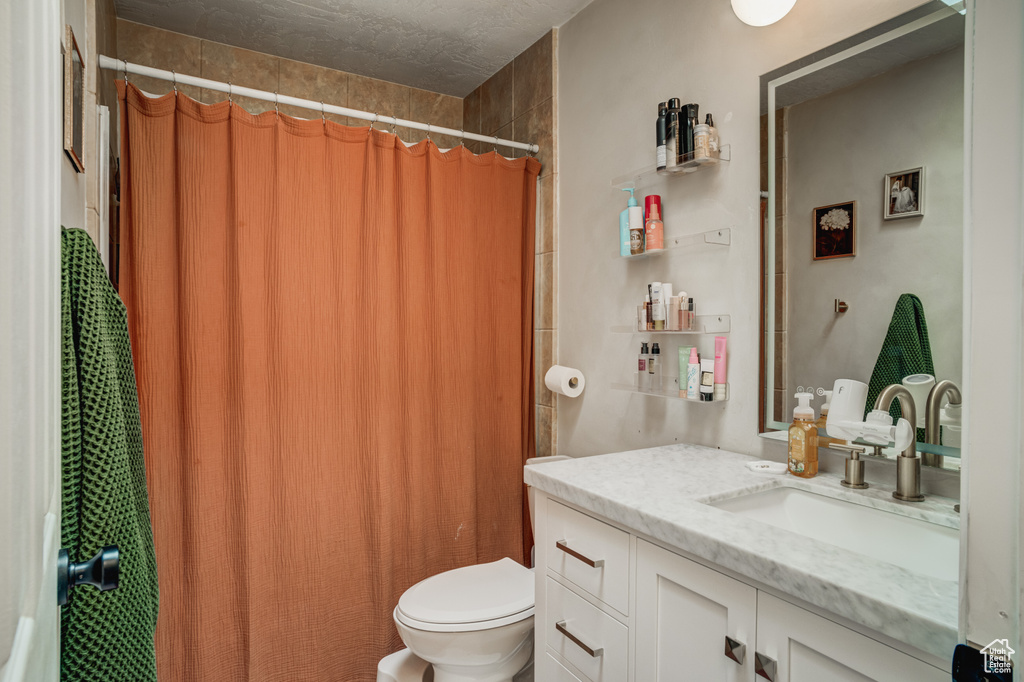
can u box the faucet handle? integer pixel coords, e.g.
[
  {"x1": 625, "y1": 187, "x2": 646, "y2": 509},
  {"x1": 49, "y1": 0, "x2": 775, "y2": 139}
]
[{"x1": 833, "y1": 442, "x2": 869, "y2": 490}]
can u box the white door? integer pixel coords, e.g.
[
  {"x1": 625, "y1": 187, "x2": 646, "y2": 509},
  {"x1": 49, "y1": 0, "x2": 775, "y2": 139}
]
[
  {"x1": 0, "y1": 0, "x2": 64, "y2": 680},
  {"x1": 754, "y1": 593, "x2": 946, "y2": 682},
  {"x1": 635, "y1": 539, "x2": 757, "y2": 682}
]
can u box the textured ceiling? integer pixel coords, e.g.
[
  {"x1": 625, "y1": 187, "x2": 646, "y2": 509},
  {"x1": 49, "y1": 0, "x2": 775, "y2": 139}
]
[{"x1": 113, "y1": 0, "x2": 591, "y2": 96}]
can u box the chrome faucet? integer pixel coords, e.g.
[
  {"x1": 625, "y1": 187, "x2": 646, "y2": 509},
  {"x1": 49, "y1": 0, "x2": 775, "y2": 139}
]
[
  {"x1": 923, "y1": 380, "x2": 962, "y2": 468},
  {"x1": 874, "y1": 384, "x2": 924, "y2": 501}
]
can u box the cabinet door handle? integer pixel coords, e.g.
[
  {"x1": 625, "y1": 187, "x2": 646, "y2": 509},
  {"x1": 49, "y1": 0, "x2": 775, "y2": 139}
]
[
  {"x1": 755, "y1": 652, "x2": 777, "y2": 681},
  {"x1": 555, "y1": 620, "x2": 604, "y2": 658},
  {"x1": 555, "y1": 540, "x2": 604, "y2": 568},
  {"x1": 724, "y1": 636, "x2": 746, "y2": 665}
]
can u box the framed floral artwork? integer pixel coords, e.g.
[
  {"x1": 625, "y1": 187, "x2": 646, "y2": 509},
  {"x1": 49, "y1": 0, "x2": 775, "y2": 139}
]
[
  {"x1": 813, "y1": 201, "x2": 855, "y2": 260},
  {"x1": 884, "y1": 167, "x2": 923, "y2": 219}
]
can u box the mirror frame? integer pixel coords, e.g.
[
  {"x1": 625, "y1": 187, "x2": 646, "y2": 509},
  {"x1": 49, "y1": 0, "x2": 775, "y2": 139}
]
[{"x1": 758, "y1": 3, "x2": 966, "y2": 442}]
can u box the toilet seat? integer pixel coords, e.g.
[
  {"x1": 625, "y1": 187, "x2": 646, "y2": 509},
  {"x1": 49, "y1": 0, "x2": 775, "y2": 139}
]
[{"x1": 395, "y1": 558, "x2": 535, "y2": 633}]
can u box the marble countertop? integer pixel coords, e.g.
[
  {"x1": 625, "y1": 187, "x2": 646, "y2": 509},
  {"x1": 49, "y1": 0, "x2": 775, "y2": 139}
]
[{"x1": 524, "y1": 444, "x2": 959, "y2": 660}]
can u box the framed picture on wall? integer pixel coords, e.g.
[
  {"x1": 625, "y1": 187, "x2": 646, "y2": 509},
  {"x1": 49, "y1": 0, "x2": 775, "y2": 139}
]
[
  {"x1": 63, "y1": 24, "x2": 85, "y2": 173},
  {"x1": 884, "y1": 167, "x2": 923, "y2": 219},
  {"x1": 812, "y1": 201, "x2": 856, "y2": 260}
]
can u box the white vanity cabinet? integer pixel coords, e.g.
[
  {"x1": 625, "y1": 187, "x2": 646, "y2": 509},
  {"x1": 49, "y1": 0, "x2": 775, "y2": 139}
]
[{"x1": 534, "y1": 491, "x2": 948, "y2": 682}]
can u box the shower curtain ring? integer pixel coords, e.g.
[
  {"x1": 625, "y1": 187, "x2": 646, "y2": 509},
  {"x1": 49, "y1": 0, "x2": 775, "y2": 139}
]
[
  {"x1": 493, "y1": 135, "x2": 499, "y2": 153},
  {"x1": 459, "y1": 128, "x2": 465, "y2": 148},
  {"x1": 321, "y1": 100, "x2": 326, "y2": 126},
  {"x1": 274, "y1": 91, "x2": 280, "y2": 116},
  {"x1": 425, "y1": 123, "x2": 431, "y2": 142},
  {"x1": 227, "y1": 82, "x2": 233, "y2": 106},
  {"x1": 171, "y1": 70, "x2": 177, "y2": 95},
  {"x1": 122, "y1": 59, "x2": 129, "y2": 86}
]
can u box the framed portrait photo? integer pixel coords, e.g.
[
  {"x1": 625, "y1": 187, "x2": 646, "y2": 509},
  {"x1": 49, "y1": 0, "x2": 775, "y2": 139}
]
[
  {"x1": 813, "y1": 201, "x2": 856, "y2": 261},
  {"x1": 63, "y1": 24, "x2": 85, "y2": 173},
  {"x1": 884, "y1": 167, "x2": 923, "y2": 220}
]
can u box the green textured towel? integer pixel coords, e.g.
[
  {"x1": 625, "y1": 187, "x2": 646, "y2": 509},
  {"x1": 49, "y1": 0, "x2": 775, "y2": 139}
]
[
  {"x1": 865, "y1": 293, "x2": 934, "y2": 442},
  {"x1": 61, "y1": 228, "x2": 159, "y2": 681}
]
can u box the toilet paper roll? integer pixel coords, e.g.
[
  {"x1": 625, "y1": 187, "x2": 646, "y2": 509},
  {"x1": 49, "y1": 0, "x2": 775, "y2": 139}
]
[{"x1": 544, "y1": 365, "x2": 585, "y2": 398}]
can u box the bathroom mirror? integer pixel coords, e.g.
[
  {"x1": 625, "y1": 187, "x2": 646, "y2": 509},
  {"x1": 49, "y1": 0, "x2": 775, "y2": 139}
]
[{"x1": 759, "y1": 2, "x2": 965, "y2": 468}]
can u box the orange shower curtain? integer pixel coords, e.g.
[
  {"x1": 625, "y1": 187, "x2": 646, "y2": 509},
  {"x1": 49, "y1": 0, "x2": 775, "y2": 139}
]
[{"x1": 117, "y1": 82, "x2": 538, "y2": 681}]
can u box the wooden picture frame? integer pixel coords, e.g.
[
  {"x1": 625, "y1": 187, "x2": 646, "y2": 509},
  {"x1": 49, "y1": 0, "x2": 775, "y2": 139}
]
[
  {"x1": 63, "y1": 25, "x2": 85, "y2": 173},
  {"x1": 884, "y1": 167, "x2": 923, "y2": 219},
  {"x1": 813, "y1": 201, "x2": 856, "y2": 260}
]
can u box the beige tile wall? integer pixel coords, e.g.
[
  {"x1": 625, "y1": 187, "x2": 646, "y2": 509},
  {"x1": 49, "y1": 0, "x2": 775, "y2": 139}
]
[
  {"x1": 80, "y1": 0, "x2": 119, "y2": 246},
  {"x1": 464, "y1": 31, "x2": 558, "y2": 457},
  {"x1": 761, "y1": 109, "x2": 787, "y2": 424},
  {"x1": 116, "y1": 20, "x2": 463, "y2": 149}
]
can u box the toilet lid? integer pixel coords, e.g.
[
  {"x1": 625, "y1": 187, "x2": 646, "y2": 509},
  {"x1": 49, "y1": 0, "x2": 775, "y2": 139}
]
[{"x1": 396, "y1": 558, "x2": 534, "y2": 631}]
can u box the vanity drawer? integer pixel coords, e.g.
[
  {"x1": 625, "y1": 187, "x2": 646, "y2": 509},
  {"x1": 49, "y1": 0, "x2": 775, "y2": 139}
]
[
  {"x1": 546, "y1": 577, "x2": 628, "y2": 682},
  {"x1": 541, "y1": 652, "x2": 586, "y2": 682},
  {"x1": 544, "y1": 499, "x2": 630, "y2": 614}
]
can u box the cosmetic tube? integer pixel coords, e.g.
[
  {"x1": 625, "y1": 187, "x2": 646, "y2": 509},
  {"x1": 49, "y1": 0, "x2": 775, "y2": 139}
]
[
  {"x1": 700, "y1": 358, "x2": 715, "y2": 401},
  {"x1": 678, "y1": 346, "x2": 694, "y2": 398},
  {"x1": 714, "y1": 336, "x2": 728, "y2": 401}
]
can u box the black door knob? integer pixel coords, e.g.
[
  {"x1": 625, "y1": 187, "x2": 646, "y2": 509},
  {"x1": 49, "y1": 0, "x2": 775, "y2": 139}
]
[{"x1": 58, "y1": 546, "x2": 119, "y2": 606}]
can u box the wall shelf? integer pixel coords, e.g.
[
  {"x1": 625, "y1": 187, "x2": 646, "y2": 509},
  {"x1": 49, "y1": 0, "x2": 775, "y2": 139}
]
[
  {"x1": 611, "y1": 380, "x2": 730, "y2": 402},
  {"x1": 612, "y1": 145, "x2": 731, "y2": 189},
  {"x1": 621, "y1": 228, "x2": 731, "y2": 260},
  {"x1": 612, "y1": 314, "x2": 731, "y2": 335}
]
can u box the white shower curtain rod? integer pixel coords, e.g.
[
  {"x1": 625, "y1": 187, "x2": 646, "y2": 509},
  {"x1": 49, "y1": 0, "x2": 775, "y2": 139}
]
[{"x1": 97, "y1": 55, "x2": 540, "y2": 154}]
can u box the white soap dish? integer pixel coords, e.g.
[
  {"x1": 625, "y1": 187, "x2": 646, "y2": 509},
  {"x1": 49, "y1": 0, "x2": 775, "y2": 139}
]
[{"x1": 746, "y1": 461, "x2": 788, "y2": 474}]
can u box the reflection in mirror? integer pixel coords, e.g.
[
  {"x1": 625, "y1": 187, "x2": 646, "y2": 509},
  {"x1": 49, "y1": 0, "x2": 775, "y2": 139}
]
[{"x1": 759, "y1": 3, "x2": 965, "y2": 469}]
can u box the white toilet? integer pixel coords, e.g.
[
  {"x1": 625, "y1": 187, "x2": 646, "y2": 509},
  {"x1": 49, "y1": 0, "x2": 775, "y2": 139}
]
[
  {"x1": 379, "y1": 455, "x2": 569, "y2": 682},
  {"x1": 392, "y1": 557, "x2": 534, "y2": 682}
]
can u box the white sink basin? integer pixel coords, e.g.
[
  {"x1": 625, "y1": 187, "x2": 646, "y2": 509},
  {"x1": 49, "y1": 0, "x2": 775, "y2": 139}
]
[{"x1": 710, "y1": 487, "x2": 959, "y2": 582}]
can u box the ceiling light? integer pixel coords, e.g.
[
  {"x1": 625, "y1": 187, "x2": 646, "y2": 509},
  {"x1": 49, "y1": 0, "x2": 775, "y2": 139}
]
[{"x1": 731, "y1": 0, "x2": 797, "y2": 26}]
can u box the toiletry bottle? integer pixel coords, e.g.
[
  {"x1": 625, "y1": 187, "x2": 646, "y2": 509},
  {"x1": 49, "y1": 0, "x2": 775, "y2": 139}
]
[
  {"x1": 686, "y1": 347, "x2": 700, "y2": 400},
  {"x1": 680, "y1": 103, "x2": 698, "y2": 164},
  {"x1": 788, "y1": 392, "x2": 819, "y2": 478},
  {"x1": 713, "y1": 336, "x2": 728, "y2": 401},
  {"x1": 665, "y1": 98, "x2": 681, "y2": 170},
  {"x1": 651, "y1": 282, "x2": 665, "y2": 330},
  {"x1": 644, "y1": 294, "x2": 652, "y2": 330},
  {"x1": 677, "y1": 291, "x2": 687, "y2": 331},
  {"x1": 693, "y1": 121, "x2": 710, "y2": 160},
  {"x1": 668, "y1": 296, "x2": 680, "y2": 331},
  {"x1": 622, "y1": 188, "x2": 644, "y2": 256},
  {"x1": 644, "y1": 195, "x2": 664, "y2": 252},
  {"x1": 705, "y1": 113, "x2": 719, "y2": 154},
  {"x1": 637, "y1": 342, "x2": 649, "y2": 390},
  {"x1": 656, "y1": 102, "x2": 668, "y2": 171},
  {"x1": 699, "y1": 357, "x2": 714, "y2": 401},
  {"x1": 619, "y1": 191, "x2": 632, "y2": 257},
  {"x1": 649, "y1": 342, "x2": 661, "y2": 391},
  {"x1": 677, "y1": 346, "x2": 694, "y2": 398}
]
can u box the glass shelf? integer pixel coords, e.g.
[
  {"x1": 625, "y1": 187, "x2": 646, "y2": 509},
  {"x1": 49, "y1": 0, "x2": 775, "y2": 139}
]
[
  {"x1": 612, "y1": 145, "x2": 731, "y2": 189},
  {"x1": 611, "y1": 380, "x2": 730, "y2": 402},
  {"x1": 620, "y1": 228, "x2": 730, "y2": 260},
  {"x1": 612, "y1": 314, "x2": 731, "y2": 335}
]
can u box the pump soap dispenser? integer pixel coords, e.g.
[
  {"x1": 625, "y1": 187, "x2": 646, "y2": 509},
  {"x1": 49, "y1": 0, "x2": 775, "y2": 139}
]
[
  {"x1": 788, "y1": 392, "x2": 818, "y2": 478},
  {"x1": 621, "y1": 188, "x2": 645, "y2": 256}
]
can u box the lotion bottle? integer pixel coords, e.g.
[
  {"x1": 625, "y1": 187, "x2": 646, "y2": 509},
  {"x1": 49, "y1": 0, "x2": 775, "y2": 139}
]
[
  {"x1": 637, "y1": 342, "x2": 649, "y2": 390},
  {"x1": 686, "y1": 347, "x2": 700, "y2": 400},
  {"x1": 788, "y1": 392, "x2": 818, "y2": 478},
  {"x1": 649, "y1": 342, "x2": 661, "y2": 391}
]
